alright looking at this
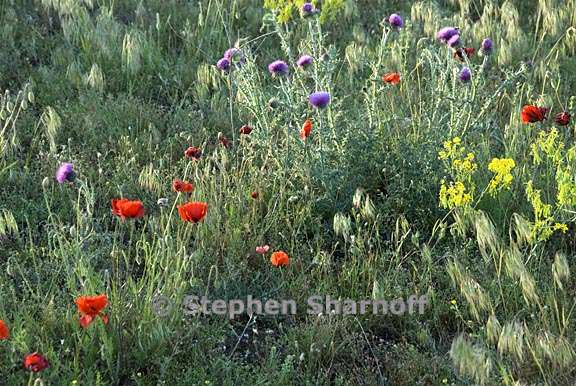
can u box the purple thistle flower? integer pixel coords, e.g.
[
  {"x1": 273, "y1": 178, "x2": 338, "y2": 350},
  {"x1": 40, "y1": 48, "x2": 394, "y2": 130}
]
[
  {"x1": 388, "y1": 13, "x2": 403, "y2": 29},
  {"x1": 216, "y1": 58, "x2": 230, "y2": 71},
  {"x1": 447, "y1": 34, "x2": 461, "y2": 48},
  {"x1": 481, "y1": 38, "x2": 493, "y2": 54},
  {"x1": 268, "y1": 60, "x2": 289, "y2": 76},
  {"x1": 302, "y1": 2, "x2": 314, "y2": 15},
  {"x1": 437, "y1": 27, "x2": 459, "y2": 42},
  {"x1": 224, "y1": 48, "x2": 242, "y2": 62},
  {"x1": 459, "y1": 67, "x2": 471, "y2": 83},
  {"x1": 309, "y1": 91, "x2": 331, "y2": 108},
  {"x1": 55, "y1": 163, "x2": 76, "y2": 183},
  {"x1": 297, "y1": 55, "x2": 313, "y2": 68}
]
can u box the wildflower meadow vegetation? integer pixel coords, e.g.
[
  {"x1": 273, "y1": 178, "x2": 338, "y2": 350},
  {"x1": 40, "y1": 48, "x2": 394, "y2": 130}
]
[{"x1": 2, "y1": 0, "x2": 576, "y2": 384}]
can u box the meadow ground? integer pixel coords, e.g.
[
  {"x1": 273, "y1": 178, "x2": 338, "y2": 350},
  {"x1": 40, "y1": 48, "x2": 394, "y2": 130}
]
[{"x1": 1, "y1": 0, "x2": 576, "y2": 385}]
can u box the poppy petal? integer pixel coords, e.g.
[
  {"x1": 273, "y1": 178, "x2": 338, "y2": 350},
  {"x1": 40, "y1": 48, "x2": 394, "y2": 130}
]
[{"x1": 80, "y1": 314, "x2": 94, "y2": 328}]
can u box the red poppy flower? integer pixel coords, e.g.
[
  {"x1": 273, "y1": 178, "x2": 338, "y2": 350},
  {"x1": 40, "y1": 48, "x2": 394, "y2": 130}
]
[
  {"x1": 0, "y1": 320, "x2": 9, "y2": 340},
  {"x1": 300, "y1": 119, "x2": 312, "y2": 140},
  {"x1": 270, "y1": 250, "x2": 289, "y2": 267},
  {"x1": 75, "y1": 294, "x2": 109, "y2": 328},
  {"x1": 521, "y1": 105, "x2": 549, "y2": 124},
  {"x1": 454, "y1": 47, "x2": 475, "y2": 61},
  {"x1": 111, "y1": 199, "x2": 145, "y2": 220},
  {"x1": 555, "y1": 111, "x2": 571, "y2": 126},
  {"x1": 218, "y1": 132, "x2": 231, "y2": 148},
  {"x1": 239, "y1": 125, "x2": 252, "y2": 135},
  {"x1": 24, "y1": 353, "x2": 49, "y2": 372},
  {"x1": 173, "y1": 179, "x2": 194, "y2": 193},
  {"x1": 251, "y1": 191, "x2": 259, "y2": 199},
  {"x1": 178, "y1": 202, "x2": 208, "y2": 223},
  {"x1": 382, "y1": 72, "x2": 401, "y2": 85},
  {"x1": 184, "y1": 146, "x2": 202, "y2": 160}
]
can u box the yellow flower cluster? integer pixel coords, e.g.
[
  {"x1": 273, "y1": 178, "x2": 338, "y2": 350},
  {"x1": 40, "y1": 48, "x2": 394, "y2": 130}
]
[
  {"x1": 439, "y1": 180, "x2": 473, "y2": 209},
  {"x1": 553, "y1": 223, "x2": 569, "y2": 233},
  {"x1": 439, "y1": 137, "x2": 478, "y2": 177},
  {"x1": 487, "y1": 158, "x2": 515, "y2": 194},
  {"x1": 439, "y1": 137, "x2": 477, "y2": 209},
  {"x1": 453, "y1": 153, "x2": 477, "y2": 174},
  {"x1": 439, "y1": 137, "x2": 463, "y2": 161},
  {"x1": 526, "y1": 180, "x2": 568, "y2": 241}
]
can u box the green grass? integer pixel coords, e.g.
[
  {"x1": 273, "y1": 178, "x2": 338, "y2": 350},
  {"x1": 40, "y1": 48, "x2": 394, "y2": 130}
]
[{"x1": 1, "y1": 0, "x2": 576, "y2": 384}]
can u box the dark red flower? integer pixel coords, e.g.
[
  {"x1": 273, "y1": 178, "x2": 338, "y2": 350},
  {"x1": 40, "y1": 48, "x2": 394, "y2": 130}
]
[
  {"x1": 184, "y1": 146, "x2": 202, "y2": 160},
  {"x1": 173, "y1": 179, "x2": 194, "y2": 193},
  {"x1": 454, "y1": 47, "x2": 475, "y2": 61},
  {"x1": 239, "y1": 125, "x2": 253, "y2": 135},
  {"x1": 251, "y1": 191, "x2": 259, "y2": 199},
  {"x1": 218, "y1": 132, "x2": 231, "y2": 148},
  {"x1": 24, "y1": 353, "x2": 49, "y2": 372},
  {"x1": 521, "y1": 105, "x2": 549, "y2": 124},
  {"x1": 555, "y1": 111, "x2": 571, "y2": 126}
]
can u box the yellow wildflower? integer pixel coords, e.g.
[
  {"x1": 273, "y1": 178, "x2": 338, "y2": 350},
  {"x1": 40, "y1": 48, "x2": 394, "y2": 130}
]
[
  {"x1": 553, "y1": 223, "x2": 568, "y2": 233},
  {"x1": 488, "y1": 158, "x2": 515, "y2": 193},
  {"x1": 439, "y1": 137, "x2": 464, "y2": 160},
  {"x1": 440, "y1": 180, "x2": 473, "y2": 209},
  {"x1": 453, "y1": 152, "x2": 477, "y2": 174}
]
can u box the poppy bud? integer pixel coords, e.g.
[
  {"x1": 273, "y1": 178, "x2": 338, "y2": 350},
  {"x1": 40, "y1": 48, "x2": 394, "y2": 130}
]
[{"x1": 555, "y1": 111, "x2": 571, "y2": 126}]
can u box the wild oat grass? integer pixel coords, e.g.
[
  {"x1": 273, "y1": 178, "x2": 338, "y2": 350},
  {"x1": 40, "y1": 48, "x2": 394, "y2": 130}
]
[{"x1": 1, "y1": 0, "x2": 576, "y2": 385}]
